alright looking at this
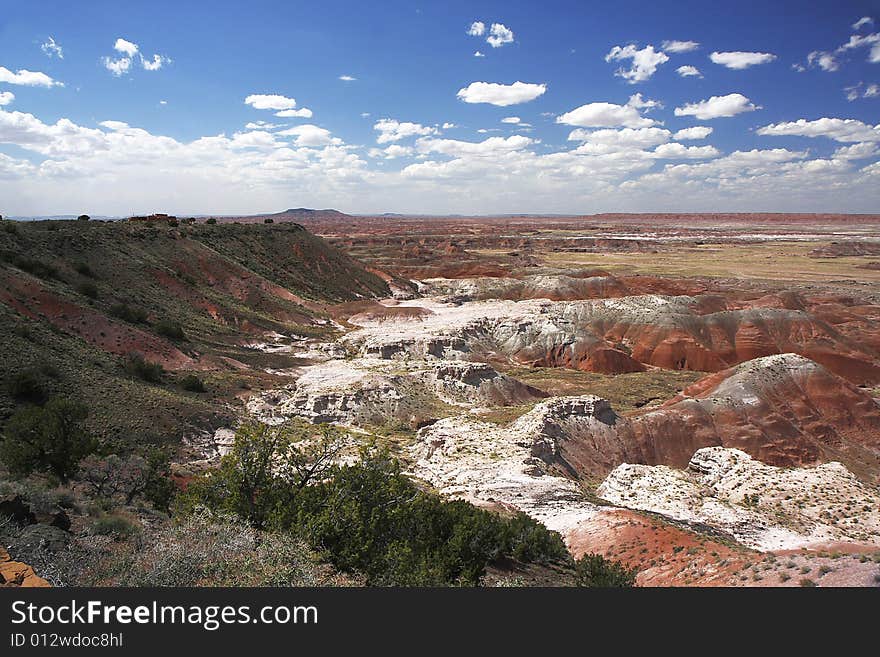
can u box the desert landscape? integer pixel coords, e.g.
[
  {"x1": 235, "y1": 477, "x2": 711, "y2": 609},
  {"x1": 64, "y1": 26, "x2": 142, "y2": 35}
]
[{"x1": 2, "y1": 210, "x2": 879, "y2": 587}]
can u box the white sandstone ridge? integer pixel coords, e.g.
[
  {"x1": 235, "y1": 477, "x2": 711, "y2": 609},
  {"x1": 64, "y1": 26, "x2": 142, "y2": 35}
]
[
  {"x1": 408, "y1": 395, "x2": 621, "y2": 536},
  {"x1": 340, "y1": 293, "x2": 829, "y2": 374},
  {"x1": 246, "y1": 357, "x2": 543, "y2": 426},
  {"x1": 597, "y1": 447, "x2": 880, "y2": 551},
  {"x1": 421, "y1": 273, "x2": 629, "y2": 302}
]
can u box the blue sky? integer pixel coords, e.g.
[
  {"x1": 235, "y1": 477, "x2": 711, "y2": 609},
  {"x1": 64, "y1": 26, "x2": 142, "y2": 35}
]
[{"x1": 1, "y1": 0, "x2": 879, "y2": 215}]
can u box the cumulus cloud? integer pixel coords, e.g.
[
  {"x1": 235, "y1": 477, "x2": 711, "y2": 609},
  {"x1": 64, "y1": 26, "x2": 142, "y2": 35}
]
[
  {"x1": 245, "y1": 94, "x2": 298, "y2": 111},
  {"x1": 652, "y1": 143, "x2": 719, "y2": 159},
  {"x1": 456, "y1": 81, "x2": 547, "y2": 106},
  {"x1": 114, "y1": 38, "x2": 139, "y2": 57},
  {"x1": 103, "y1": 38, "x2": 169, "y2": 77},
  {"x1": 709, "y1": 51, "x2": 777, "y2": 69},
  {"x1": 370, "y1": 144, "x2": 414, "y2": 159},
  {"x1": 501, "y1": 116, "x2": 521, "y2": 124},
  {"x1": 807, "y1": 50, "x2": 839, "y2": 72},
  {"x1": 557, "y1": 98, "x2": 657, "y2": 129},
  {"x1": 867, "y1": 83, "x2": 880, "y2": 97},
  {"x1": 674, "y1": 93, "x2": 759, "y2": 119},
  {"x1": 416, "y1": 135, "x2": 534, "y2": 157},
  {"x1": 756, "y1": 117, "x2": 880, "y2": 142},
  {"x1": 605, "y1": 44, "x2": 669, "y2": 83},
  {"x1": 103, "y1": 57, "x2": 132, "y2": 76},
  {"x1": 676, "y1": 65, "x2": 702, "y2": 77},
  {"x1": 673, "y1": 126, "x2": 713, "y2": 140},
  {"x1": 626, "y1": 93, "x2": 662, "y2": 111},
  {"x1": 474, "y1": 51, "x2": 485, "y2": 58},
  {"x1": 275, "y1": 108, "x2": 313, "y2": 118},
  {"x1": 141, "y1": 54, "x2": 169, "y2": 71},
  {"x1": 467, "y1": 21, "x2": 486, "y2": 36},
  {"x1": 0, "y1": 91, "x2": 14, "y2": 106},
  {"x1": 487, "y1": 23, "x2": 514, "y2": 48},
  {"x1": 41, "y1": 37, "x2": 63, "y2": 59},
  {"x1": 0, "y1": 66, "x2": 63, "y2": 87},
  {"x1": 853, "y1": 17, "x2": 874, "y2": 30},
  {"x1": 339, "y1": 75, "x2": 357, "y2": 81},
  {"x1": 276, "y1": 124, "x2": 341, "y2": 147},
  {"x1": 568, "y1": 127, "x2": 671, "y2": 149},
  {"x1": 662, "y1": 40, "x2": 700, "y2": 53},
  {"x1": 373, "y1": 119, "x2": 437, "y2": 143}
]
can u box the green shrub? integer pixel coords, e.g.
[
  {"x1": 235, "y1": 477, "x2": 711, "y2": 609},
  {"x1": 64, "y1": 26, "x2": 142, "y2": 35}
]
[
  {"x1": 180, "y1": 374, "x2": 206, "y2": 392},
  {"x1": 574, "y1": 553, "x2": 638, "y2": 587},
  {"x1": 109, "y1": 303, "x2": 148, "y2": 324},
  {"x1": 180, "y1": 426, "x2": 569, "y2": 586},
  {"x1": 76, "y1": 281, "x2": 99, "y2": 299},
  {"x1": 264, "y1": 218, "x2": 274, "y2": 224},
  {"x1": 77, "y1": 214, "x2": 90, "y2": 221},
  {"x1": 13, "y1": 256, "x2": 57, "y2": 279},
  {"x1": 6, "y1": 368, "x2": 48, "y2": 403},
  {"x1": 74, "y1": 262, "x2": 94, "y2": 277},
  {"x1": 0, "y1": 399, "x2": 96, "y2": 482},
  {"x1": 90, "y1": 514, "x2": 139, "y2": 540},
  {"x1": 205, "y1": 217, "x2": 217, "y2": 225},
  {"x1": 3, "y1": 221, "x2": 17, "y2": 234},
  {"x1": 154, "y1": 319, "x2": 186, "y2": 341},
  {"x1": 123, "y1": 353, "x2": 164, "y2": 383}
]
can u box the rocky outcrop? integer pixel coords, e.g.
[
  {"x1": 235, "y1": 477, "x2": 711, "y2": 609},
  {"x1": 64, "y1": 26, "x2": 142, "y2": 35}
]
[
  {"x1": 597, "y1": 447, "x2": 880, "y2": 551},
  {"x1": 0, "y1": 548, "x2": 50, "y2": 588},
  {"x1": 344, "y1": 295, "x2": 880, "y2": 382}
]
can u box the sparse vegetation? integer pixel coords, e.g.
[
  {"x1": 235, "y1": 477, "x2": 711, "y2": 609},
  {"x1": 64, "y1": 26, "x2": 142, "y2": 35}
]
[
  {"x1": 574, "y1": 553, "x2": 638, "y2": 587},
  {"x1": 153, "y1": 318, "x2": 186, "y2": 341},
  {"x1": 180, "y1": 374, "x2": 206, "y2": 392},
  {"x1": 0, "y1": 399, "x2": 96, "y2": 482},
  {"x1": 123, "y1": 353, "x2": 164, "y2": 383}
]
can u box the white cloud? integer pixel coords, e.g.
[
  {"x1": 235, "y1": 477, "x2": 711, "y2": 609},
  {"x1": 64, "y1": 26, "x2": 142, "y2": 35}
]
[
  {"x1": 709, "y1": 51, "x2": 777, "y2": 69},
  {"x1": 626, "y1": 93, "x2": 662, "y2": 111},
  {"x1": 501, "y1": 116, "x2": 521, "y2": 124},
  {"x1": 568, "y1": 127, "x2": 671, "y2": 150},
  {"x1": 676, "y1": 65, "x2": 702, "y2": 77},
  {"x1": 653, "y1": 143, "x2": 719, "y2": 159},
  {"x1": 373, "y1": 119, "x2": 437, "y2": 143},
  {"x1": 416, "y1": 135, "x2": 534, "y2": 157},
  {"x1": 159, "y1": 100, "x2": 168, "y2": 105},
  {"x1": 467, "y1": 21, "x2": 486, "y2": 37},
  {"x1": 833, "y1": 142, "x2": 878, "y2": 160},
  {"x1": 853, "y1": 17, "x2": 874, "y2": 30},
  {"x1": 114, "y1": 38, "x2": 139, "y2": 57},
  {"x1": 141, "y1": 54, "x2": 169, "y2": 71},
  {"x1": 605, "y1": 44, "x2": 669, "y2": 83},
  {"x1": 275, "y1": 107, "x2": 313, "y2": 118},
  {"x1": 245, "y1": 121, "x2": 281, "y2": 131},
  {"x1": 474, "y1": 51, "x2": 485, "y2": 58},
  {"x1": 674, "y1": 93, "x2": 759, "y2": 119},
  {"x1": 276, "y1": 124, "x2": 341, "y2": 147},
  {"x1": 487, "y1": 23, "x2": 514, "y2": 48},
  {"x1": 339, "y1": 75, "x2": 357, "y2": 81},
  {"x1": 673, "y1": 126, "x2": 713, "y2": 140},
  {"x1": 41, "y1": 37, "x2": 63, "y2": 59},
  {"x1": 370, "y1": 144, "x2": 414, "y2": 159},
  {"x1": 866, "y1": 83, "x2": 880, "y2": 97},
  {"x1": 103, "y1": 57, "x2": 132, "y2": 76},
  {"x1": 757, "y1": 117, "x2": 880, "y2": 142},
  {"x1": 245, "y1": 94, "x2": 298, "y2": 111},
  {"x1": 807, "y1": 50, "x2": 839, "y2": 72},
  {"x1": 0, "y1": 91, "x2": 14, "y2": 106},
  {"x1": 456, "y1": 81, "x2": 547, "y2": 106},
  {"x1": 557, "y1": 100, "x2": 657, "y2": 129},
  {"x1": 103, "y1": 38, "x2": 169, "y2": 77},
  {"x1": 361, "y1": 112, "x2": 371, "y2": 118},
  {"x1": 662, "y1": 40, "x2": 700, "y2": 53},
  {"x1": 0, "y1": 66, "x2": 63, "y2": 87},
  {"x1": 442, "y1": 122, "x2": 456, "y2": 129}
]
